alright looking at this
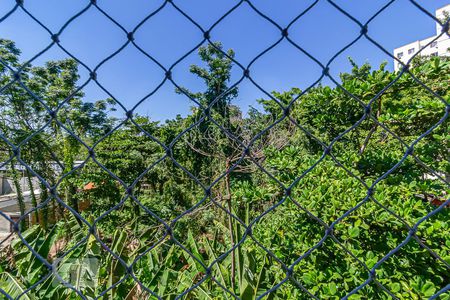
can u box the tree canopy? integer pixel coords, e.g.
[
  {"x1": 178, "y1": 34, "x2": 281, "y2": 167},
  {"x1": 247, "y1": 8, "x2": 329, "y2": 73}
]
[{"x1": 0, "y1": 37, "x2": 449, "y2": 299}]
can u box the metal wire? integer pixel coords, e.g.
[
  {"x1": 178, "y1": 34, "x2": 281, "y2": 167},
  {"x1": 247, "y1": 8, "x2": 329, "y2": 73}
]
[{"x1": 0, "y1": 0, "x2": 449, "y2": 299}]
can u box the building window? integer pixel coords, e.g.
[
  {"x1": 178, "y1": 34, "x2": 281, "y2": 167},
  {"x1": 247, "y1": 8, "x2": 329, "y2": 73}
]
[
  {"x1": 431, "y1": 52, "x2": 438, "y2": 56},
  {"x1": 397, "y1": 52, "x2": 403, "y2": 58},
  {"x1": 430, "y1": 41, "x2": 437, "y2": 48},
  {"x1": 408, "y1": 48, "x2": 415, "y2": 54}
]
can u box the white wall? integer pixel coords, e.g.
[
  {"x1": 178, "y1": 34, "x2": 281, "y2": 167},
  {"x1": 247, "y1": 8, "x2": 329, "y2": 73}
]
[
  {"x1": 0, "y1": 175, "x2": 40, "y2": 195},
  {"x1": 393, "y1": 4, "x2": 450, "y2": 71},
  {"x1": 394, "y1": 41, "x2": 420, "y2": 71},
  {"x1": 436, "y1": 5, "x2": 450, "y2": 34}
]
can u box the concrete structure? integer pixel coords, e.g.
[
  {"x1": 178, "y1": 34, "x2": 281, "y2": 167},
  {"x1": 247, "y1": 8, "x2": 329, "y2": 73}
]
[
  {"x1": 0, "y1": 160, "x2": 86, "y2": 234},
  {"x1": 0, "y1": 166, "x2": 41, "y2": 234},
  {"x1": 0, "y1": 191, "x2": 38, "y2": 233},
  {"x1": 0, "y1": 174, "x2": 39, "y2": 196},
  {"x1": 393, "y1": 4, "x2": 450, "y2": 71}
]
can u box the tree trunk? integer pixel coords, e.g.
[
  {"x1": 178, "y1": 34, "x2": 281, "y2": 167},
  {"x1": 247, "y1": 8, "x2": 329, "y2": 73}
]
[
  {"x1": 10, "y1": 160, "x2": 26, "y2": 231},
  {"x1": 66, "y1": 184, "x2": 79, "y2": 214},
  {"x1": 26, "y1": 170, "x2": 39, "y2": 224},
  {"x1": 360, "y1": 96, "x2": 383, "y2": 155},
  {"x1": 40, "y1": 181, "x2": 49, "y2": 229},
  {"x1": 64, "y1": 137, "x2": 79, "y2": 213},
  {"x1": 63, "y1": 136, "x2": 81, "y2": 226},
  {"x1": 225, "y1": 159, "x2": 235, "y2": 292}
]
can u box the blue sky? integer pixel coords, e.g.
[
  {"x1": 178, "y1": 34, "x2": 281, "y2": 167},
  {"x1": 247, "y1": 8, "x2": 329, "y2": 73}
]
[{"x1": 1, "y1": 0, "x2": 449, "y2": 121}]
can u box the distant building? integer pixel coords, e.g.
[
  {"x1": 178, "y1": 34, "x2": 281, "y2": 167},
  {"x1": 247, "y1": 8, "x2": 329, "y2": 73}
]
[{"x1": 393, "y1": 4, "x2": 450, "y2": 71}]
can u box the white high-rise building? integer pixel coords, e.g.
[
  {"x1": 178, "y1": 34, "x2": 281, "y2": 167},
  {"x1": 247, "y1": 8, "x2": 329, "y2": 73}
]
[{"x1": 393, "y1": 4, "x2": 450, "y2": 71}]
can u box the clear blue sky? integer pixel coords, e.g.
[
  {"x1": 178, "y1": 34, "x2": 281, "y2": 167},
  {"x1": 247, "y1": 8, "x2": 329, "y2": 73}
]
[{"x1": 1, "y1": 0, "x2": 449, "y2": 121}]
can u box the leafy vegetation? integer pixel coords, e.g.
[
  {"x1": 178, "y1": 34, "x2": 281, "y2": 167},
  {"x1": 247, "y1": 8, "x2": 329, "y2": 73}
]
[{"x1": 0, "y1": 38, "x2": 449, "y2": 299}]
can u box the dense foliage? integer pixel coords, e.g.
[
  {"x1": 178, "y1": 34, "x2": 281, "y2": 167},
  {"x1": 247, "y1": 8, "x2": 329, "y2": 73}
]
[{"x1": 0, "y1": 38, "x2": 449, "y2": 299}]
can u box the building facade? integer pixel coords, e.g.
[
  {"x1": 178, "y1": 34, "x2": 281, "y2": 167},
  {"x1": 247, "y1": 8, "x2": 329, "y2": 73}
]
[{"x1": 393, "y1": 4, "x2": 450, "y2": 71}]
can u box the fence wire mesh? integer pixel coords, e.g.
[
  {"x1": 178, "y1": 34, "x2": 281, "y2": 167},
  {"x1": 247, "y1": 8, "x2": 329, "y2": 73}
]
[{"x1": 0, "y1": 0, "x2": 449, "y2": 299}]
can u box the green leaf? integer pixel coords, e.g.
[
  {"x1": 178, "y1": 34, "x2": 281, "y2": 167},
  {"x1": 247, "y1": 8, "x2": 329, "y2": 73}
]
[
  {"x1": 421, "y1": 282, "x2": 436, "y2": 297},
  {"x1": 1, "y1": 272, "x2": 36, "y2": 300},
  {"x1": 390, "y1": 282, "x2": 401, "y2": 293},
  {"x1": 302, "y1": 273, "x2": 315, "y2": 285},
  {"x1": 186, "y1": 230, "x2": 205, "y2": 272},
  {"x1": 348, "y1": 227, "x2": 360, "y2": 238},
  {"x1": 347, "y1": 294, "x2": 362, "y2": 300},
  {"x1": 329, "y1": 282, "x2": 337, "y2": 295}
]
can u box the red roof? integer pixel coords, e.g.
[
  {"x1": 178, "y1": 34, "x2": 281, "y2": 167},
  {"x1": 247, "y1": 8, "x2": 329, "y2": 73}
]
[{"x1": 83, "y1": 182, "x2": 96, "y2": 191}]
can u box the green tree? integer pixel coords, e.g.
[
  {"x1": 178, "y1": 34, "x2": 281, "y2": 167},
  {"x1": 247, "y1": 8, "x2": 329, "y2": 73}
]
[{"x1": 0, "y1": 38, "x2": 114, "y2": 227}]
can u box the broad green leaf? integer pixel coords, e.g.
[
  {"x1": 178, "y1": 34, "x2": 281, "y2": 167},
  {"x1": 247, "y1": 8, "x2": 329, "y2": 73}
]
[
  {"x1": 421, "y1": 282, "x2": 436, "y2": 297},
  {"x1": 348, "y1": 227, "x2": 360, "y2": 238}
]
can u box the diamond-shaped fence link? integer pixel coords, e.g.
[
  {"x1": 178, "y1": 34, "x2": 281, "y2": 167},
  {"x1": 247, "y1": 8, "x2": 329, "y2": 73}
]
[{"x1": 0, "y1": 0, "x2": 449, "y2": 299}]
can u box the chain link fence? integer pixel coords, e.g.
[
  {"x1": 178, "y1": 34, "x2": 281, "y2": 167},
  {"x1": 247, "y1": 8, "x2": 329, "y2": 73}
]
[{"x1": 0, "y1": 0, "x2": 449, "y2": 299}]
